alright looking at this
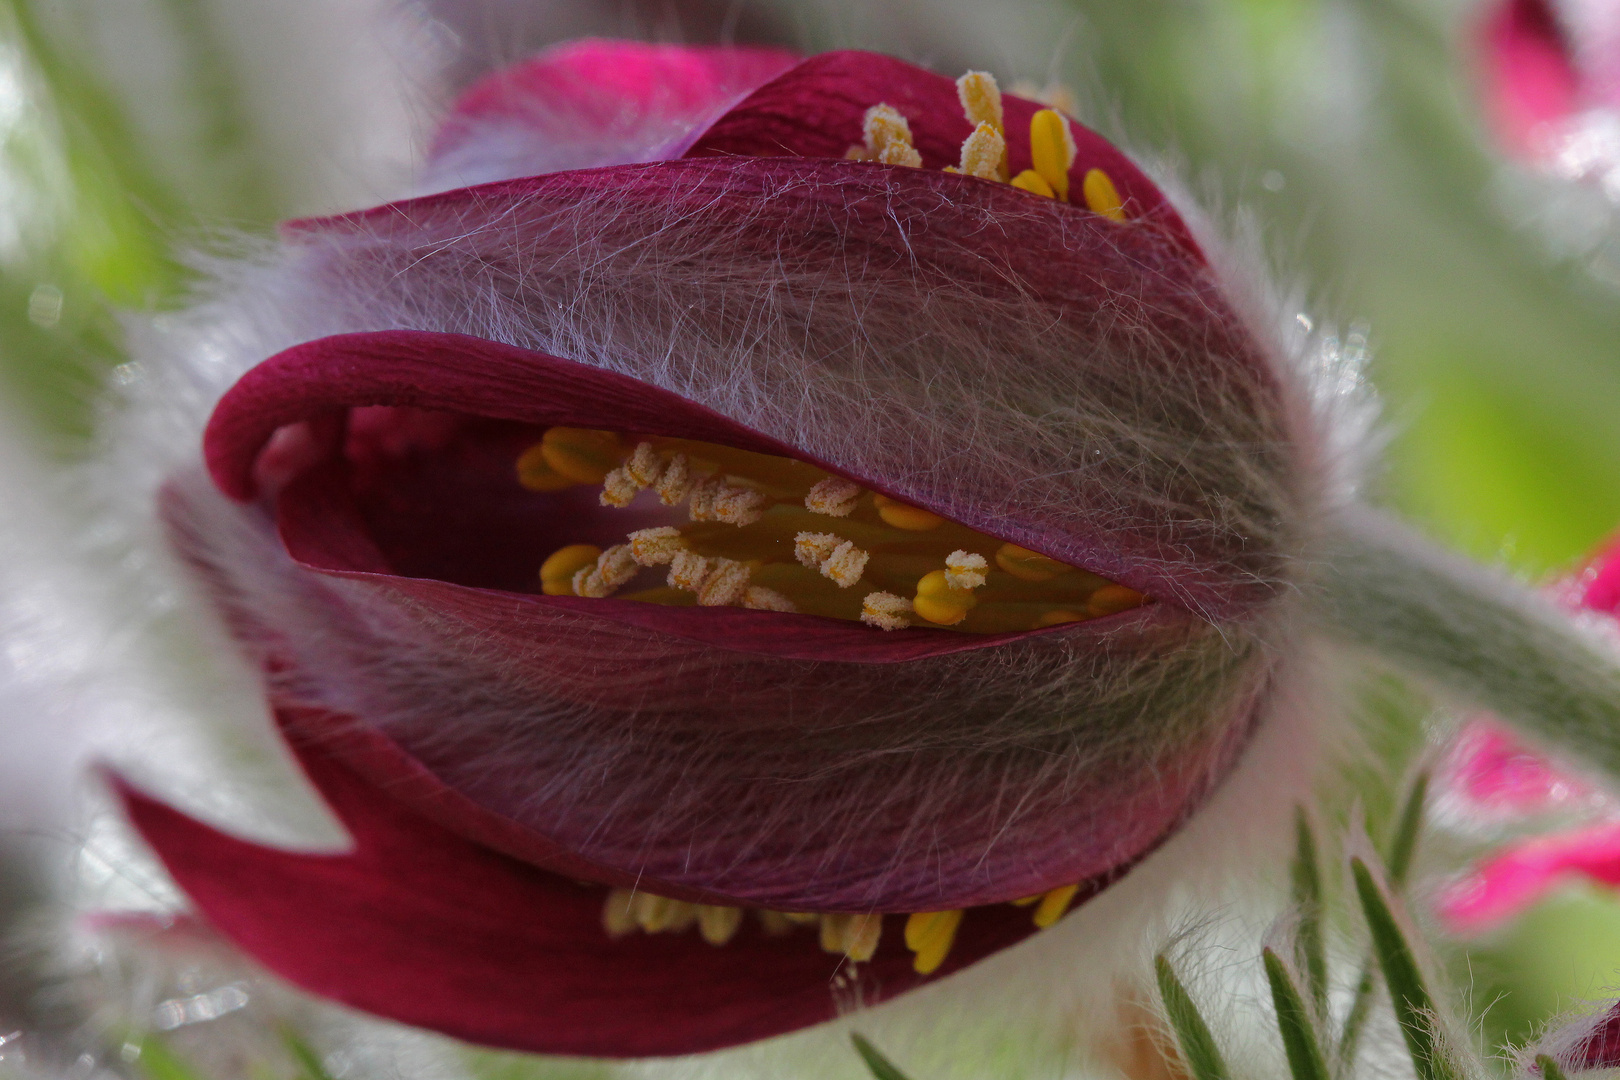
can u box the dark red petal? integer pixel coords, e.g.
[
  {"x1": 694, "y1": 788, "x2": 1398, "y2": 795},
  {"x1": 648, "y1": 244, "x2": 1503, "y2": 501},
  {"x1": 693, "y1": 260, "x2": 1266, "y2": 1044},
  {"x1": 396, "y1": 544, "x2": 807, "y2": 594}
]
[
  {"x1": 686, "y1": 50, "x2": 1201, "y2": 258},
  {"x1": 114, "y1": 735, "x2": 1075, "y2": 1057},
  {"x1": 1578, "y1": 1001, "x2": 1620, "y2": 1070},
  {"x1": 1481, "y1": 0, "x2": 1580, "y2": 157},
  {"x1": 427, "y1": 39, "x2": 799, "y2": 181}
]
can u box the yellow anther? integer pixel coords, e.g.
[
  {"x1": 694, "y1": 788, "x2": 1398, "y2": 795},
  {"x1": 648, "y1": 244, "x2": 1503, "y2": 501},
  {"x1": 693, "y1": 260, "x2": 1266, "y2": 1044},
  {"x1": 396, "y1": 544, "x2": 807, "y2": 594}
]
[
  {"x1": 629, "y1": 526, "x2": 687, "y2": 566},
  {"x1": 944, "y1": 550, "x2": 989, "y2": 590},
  {"x1": 624, "y1": 441, "x2": 665, "y2": 486},
  {"x1": 668, "y1": 550, "x2": 714, "y2": 592},
  {"x1": 820, "y1": 540, "x2": 870, "y2": 588},
  {"x1": 1032, "y1": 884, "x2": 1080, "y2": 928},
  {"x1": 819, "y1": 914, "x2": 847, "y2": 954},
  {"x1": 1082, "y1": 167, "x2": 1126, "y2": 222},
  {"x1": 515, "y1": 442, "x2": 576, "y2": 491},
  {"x1": 795, "y1": 532, "x2": 842, "y2": 569},
  {"x1": 956, "y1": 71, "x2": 1004, "y2": 132},
  {"x1": 994, "y1": 542, "x2": 1071, "y2": 582},
  {"x1": 861, "y1": 591, "x2": 913, "y2": 631},
  {"x1": 958, "y1": 121, "x2": 1007, "y2": 181},
  {"x1": 873, "y1": 493, "x2": 945, "y2": 531},
  {"x1": 1010, "y1": 168, "x2": 1056, "y2": 198},
  {"x1": 697, "y1": 559, "x2": 751, "y2": 607},
  {"x1": 637, "y1": 894, "x2": 699, "y2": 933},
  {"x1": 743, "y1": 586, "x2": 797, "y2": 613},
  {"x1": 540, "y1": 544, "x2": 601, "y2": 596},
  {"x1": 599, "y1": 466, "x2": 640, "y2": 507},
  {"x1": 572, "y1": 567, "x2": 613, "y2": 598},
  {"x1": 1010, "y1": 894, "x2": 1042, "y2": 907},
  {"x1": 540, "y1": 427, "x2": 623, "y2": 484},
  {"x1": 914, "y1": 569, "x2": 977, "y2": 625},
  {"x1": 596, "y1": 544, "x2": 639, "y2": 588},
  {"x1": 1035, "y1": 609, "x2": 1086, "y2": 628},
  {"x1": 698, "y1": 905, "x2": 743, "y2": 946},
  {"x1": 1087, "y1": 583, "x2": 1146, "y2": 617},
  {"x1": 602, "y1": 888, "x2": 638, "y2": 937},
  {"x1": 713, "y1": 485, "x2": 766, "y2": 526},
  {"x1": 844, "y1": 913, "x2": 884, "y2": 962},
  {"x1": 1030, "y1": 108, "x2": 1076, "y2": 201},
  {"x1": 654, "y1": 453, "x2": 693, "y2": 505},
  {"x1": 688, "y1": 476, "x2": 723, "y2": 521},
  {"x1": 863, "y1": 104, "x2": 923, "y2": 168},
  {"x1": 904, "y1": 910, "x2": 964, "y2": 975},
  {"x1": 805, "y1": 476, "x2": 863, "y2": 517}
]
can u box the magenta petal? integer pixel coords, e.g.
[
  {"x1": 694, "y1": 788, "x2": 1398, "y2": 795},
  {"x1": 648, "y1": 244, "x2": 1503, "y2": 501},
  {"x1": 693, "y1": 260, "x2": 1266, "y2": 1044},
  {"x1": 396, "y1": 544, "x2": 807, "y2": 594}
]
[
  {"x1": 115, "y1": 738, "x2": 1056, "y2": 1057},
  {"x1": 1482, "y1": 0, "x2": 1581, "y2": 158},
  {"x1": 1437, "y1": 822, "x2": 1620, "y2": 933},
  {"x1": 687, "y1": 50, "x2": 1201, "y2": 257},
  {"x1": 427, "y1": 39, "x2": 799, "y2": 185}
]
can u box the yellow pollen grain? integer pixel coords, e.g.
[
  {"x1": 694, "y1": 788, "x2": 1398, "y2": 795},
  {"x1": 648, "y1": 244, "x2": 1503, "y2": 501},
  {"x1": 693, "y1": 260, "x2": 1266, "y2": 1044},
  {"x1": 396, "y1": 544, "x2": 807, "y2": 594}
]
[
  {"x1": 687, "y1": 476, "x2": 723, "y2": 521},
  {"x1": 743, "y1": 586, "x2": 797, "y2": 613},
  {"x1": 861, "y1": 591, "x2": 912, "y2": 631},
  {"x1": 863, "y1": 104, "x2": 923, "y2": 168},
  {"x1": 668, "y1": 550, "x2": 713, "y2": 592},
  {"x1": 805, "y1": 476, "x2": 862, "y2": 517},
  {"x1": 540, "y1": 544, "x2": 601, "y2": 596},
  {"x1": 905, "y1": 909, "x2": 964, "y2": 975},
  {"x1": 1087, "y1": 584, "x2": 1146, "y2": 617},
  {"x1": 944, "y1": 550, "x2": 989, "y2": 590},
  {"x1": 602, "y1": 888, "x2": 638, "y2": 937},
  {"x1": 655, "y1": 453, "x2": 694, "y2": 505},
  {"x1": 515, "y1": 442, "x2": 576, "y2": 491},
  {"x1": 698, "y1": 905, "x2": 743, "y2": 946},
  {"x1": 713, "y1": 485, "x2": 766, "y2": 526},
  {"x1": 1010, "y1": 168, "x2": 1056, "y2": 199},
  {"x1": 1030, "y1": 108, "x2": 1076, "y2": 201},
  {"x1": 625, "y1": 441, "x2": 665, "y2": 486},
  {"x1": 1082, "y1": 167, "x2": 1126, "y2": 222},
  {"x1": 794, "y1": 532, "x2": 842, "y2": 570},
  {"x1": 599, "y1": 466, "x2": 640, "y2": 507},
  {"x1": 956, "y1": 70, "x2": 1004, "y2": 132},
  {"x1": 572, "y1": 567, "x2": 611, "y2": 598},
  {"x1": 596, "y1": 544, "x2": 639, "y2": 588},
  {"x1": 959, "y1": 121, "x2": 1007, "y2": 181},
  {"x1": 995, "y1": 542, "x2": 1070, "y2": 582},
  {"x1": 914, "y1": 569, "x2": 977, "y2": 625},
  {"x1": 698, "y1": 559, "x2": 751, "y2": 607},
  {"x1": 873, "y1": 493, "x2": 945, "y2": 531},
  {"x1": 820, "y1": 540, "x2": 870, "y2": 588},
  {"x1": 540, "y1": 427, "x2": 623, "y2": 484},
  {"x1": 629, "y1": 526, "x2": 687, "y2": 566},
  {"x1": 1032, "y1": 884, "x2": 1080, "y2": 928}
]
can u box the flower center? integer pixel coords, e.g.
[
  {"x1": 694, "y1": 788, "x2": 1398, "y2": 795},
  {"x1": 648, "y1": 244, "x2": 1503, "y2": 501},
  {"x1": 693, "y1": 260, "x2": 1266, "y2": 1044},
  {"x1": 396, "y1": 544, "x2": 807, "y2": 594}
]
[{"x1": 519, "y1": 428, "x2": 1147, "y2": 633}]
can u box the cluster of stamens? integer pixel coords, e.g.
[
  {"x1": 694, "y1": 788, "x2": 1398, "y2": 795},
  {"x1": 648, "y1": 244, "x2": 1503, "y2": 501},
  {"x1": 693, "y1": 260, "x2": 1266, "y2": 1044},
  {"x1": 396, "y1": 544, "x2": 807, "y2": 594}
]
[
  {"x1": 519, "y1": 427, "x2": 1147, "y2": 634},
  {"x1": 846, "y1": 69, "x2": 1128, "y2": 221},
  {"x1": 600, "y1": 882, "x2": 1083, "y2": 975}
]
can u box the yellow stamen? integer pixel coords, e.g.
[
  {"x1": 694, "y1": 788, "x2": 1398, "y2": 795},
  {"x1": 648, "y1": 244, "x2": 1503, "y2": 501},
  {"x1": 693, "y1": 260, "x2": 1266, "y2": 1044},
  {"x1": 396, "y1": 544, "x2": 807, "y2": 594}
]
[
  {"x1": 861, "y1": 591, "x2": 912, "y2": 631},
  {"x1": 820, "y1": 540, "x2": 870, "y2": 587},
  {"x1": 516, "y1": 442, "x2": 576, "y2": 491},
  {"x1": 637, "y1": 894, "x2": 699, "y2": 933},
  {"x1": 819, "y1": 913, "x2": 848, "y2": 954},
  {"x1": 805, "y1": 476, "x2": 863, "y2": 517},
  {"x1": 688, "y1": 476, "x2": 722, "y2": 521},
  {"x1": 600, "y1": 466, "x2": 640, "y2": 507},
  {"x1": 956, "y1": 71, "x2": 1004, "y2": 132},
  {"x1": 654, "y1": 453, "x2": 693, "y2": 505},
  {"x1": 863, "y1": 104, "x2": 923, "y2": 168},
  {"x1": 668, "y1": 550, "x2": 714, "y2": 592},
  {"x1": 959, "y1": 121, "x2": 1007, "y2": 181},
  {"x1": 914, "y1": 568, "x2": 978, "y2": 625},
  {"x1": 873, "y1": 493, "x2": 945, "y2": 531},
  {"x1": 1035, "y1": 609, "x2": 1086, "y2": 628},
  {"x1": 1010, "y1": 168, "x2": 1056, "y2": 199},
  {"x1": 697, "y1": 558, "x2": 751, "y2": 607},
  {"x1": 624, "y1": 441, "x2": 665, "y2": 485},
  {"x1": 994, "y1": 542, "x2": 1071, "y2": 582},
  {"x1": 1082, "y1": 167, "x2": 1126, "y2": 222},
  {"x1": 1010, "y1": 894, "x2": 1042, "y2": 907},
  {"x1": 795, "y1": 531, "x2": 842, "y2": 569},
  {"x1": 904, "y1": 909, "x2": 964, "y2": 975},
  {"x1": 698, "y1": 905, "x2": 743, "y2": 946},
  {"x1": 1087, "y1": 584, "x2": 1146, "y2": 617},
  {"x1": 713, "y1": 485, "x2": 766, "y2": 527},
  {"x1": 540, "y1": 427, "x2": 623, "y2": 484},
  {"x1": 540, "y1": 544, "x2": 601, "y2": 596},
  {"x1": 1030, "y1": 108, "x2": 1076, "y2": 201},
  {"x1": 944, "y1": 550, "x2": 989, "y2": 590},
  {"x1": 743, "y1": 586, "x2": 797, "y2": 613},
  {"x1": 599, "y1": 544, "x2": 638, "y2": 587},
  {"x1": 602, "y1": 888, "x2": 638, "y2": 937},
  {"x1": 843, "y1": 913, "x2": 883, "y2": 962},
  {"x1": 629, "y1": 526, "x2": 687, "y2": 566},
  {"x1": 1032, "y1": 884, "x2": 1079, "y2": 928}
]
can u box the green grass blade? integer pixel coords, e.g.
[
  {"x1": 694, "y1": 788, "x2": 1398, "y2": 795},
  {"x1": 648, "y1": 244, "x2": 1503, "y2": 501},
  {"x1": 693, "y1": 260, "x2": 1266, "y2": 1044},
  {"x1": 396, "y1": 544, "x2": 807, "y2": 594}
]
[
  {"x1": 1351, "y1": 858, "x2": 1460, "y2": 1080},
  {"x1": 1264, "y1": 948, "x2": 1332, "y2": 1080},
  {"x1": 852, "y1": 1033, "x2": 914, "y2": 1080},
  {"x1": 135, "y1": 1037, "x2": 207, "y2": 1080},
  {"x1": 1386, "y1": 771, "x2": 1430, "y2": 890},
  {"x1": 1291, "y1": 808, "x2": 1329, "y2": 1018},
  {"x1": 1536, "y1": 1055, "x2": 1569, "y2": 1080},
  {"x1": 1155, "y1": 954, "x2": 1232, "y2": 1080},
  {"x1": 1334, "y1": 962, "x2": 1379, "y2": 1072},
  {"x1": 279, "y1": 1027, "x2": 334, "y2": 1080}
]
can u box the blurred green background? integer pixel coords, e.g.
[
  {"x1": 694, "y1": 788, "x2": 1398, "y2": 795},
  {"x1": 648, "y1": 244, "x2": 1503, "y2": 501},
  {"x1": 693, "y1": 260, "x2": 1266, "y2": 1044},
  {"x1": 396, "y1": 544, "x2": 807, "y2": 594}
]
[{"x1": 4, "y1": 0, "x2": 1619, "y2": 1063}]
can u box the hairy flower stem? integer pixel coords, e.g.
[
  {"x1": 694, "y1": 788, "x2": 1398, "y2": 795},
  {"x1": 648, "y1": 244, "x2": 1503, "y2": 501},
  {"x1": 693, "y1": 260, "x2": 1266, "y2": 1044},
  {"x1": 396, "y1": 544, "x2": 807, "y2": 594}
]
[{"x1": 1318, "y1": 506, "x2": 1620, "y2": 775}]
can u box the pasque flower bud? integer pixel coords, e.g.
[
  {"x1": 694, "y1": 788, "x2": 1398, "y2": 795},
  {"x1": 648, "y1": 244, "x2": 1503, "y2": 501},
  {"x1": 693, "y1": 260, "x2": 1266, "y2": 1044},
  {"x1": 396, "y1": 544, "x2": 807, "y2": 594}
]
[{"x1": 117, "y1": 41, "x2": 1345, "y2": 1056}]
